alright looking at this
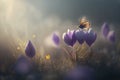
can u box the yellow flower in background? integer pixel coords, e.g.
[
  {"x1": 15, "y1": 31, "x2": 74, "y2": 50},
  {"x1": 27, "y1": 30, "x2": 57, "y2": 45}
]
[{"x1": 45, "y1": 54, "x2": 51, "y2": 60}]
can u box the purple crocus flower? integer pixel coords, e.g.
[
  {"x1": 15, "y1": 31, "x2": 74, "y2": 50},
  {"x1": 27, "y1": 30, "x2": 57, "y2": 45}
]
[
  {"x1": 64, "y1": 66, "x2": 95, "y2": 80},
  {"x1": 52, "y1": 33, "x2": 60, "y2": 46},
  {"x1": 101, "y1": 23, "x2": 110, "y2": 37},
  {"x1": 107, "y1": 31, "x2": 115, "y2": 43},
  {"x1": 101, "y1": 23, "x2": 116, "y2": 43},
  {"x1": 63, "y1": 29, "x2": 76, "y2": 46},
  {"x1": 25, "y1": 40, "x2": 36, "y2": 58},
  {"x1": 14, "y1": 55, "x2": 32, "y2": 74},
  {"x1": 75, "y1": 28, "x2": 97, "y2": 46},
  {"x1": 85, "y1": 29, "x2": 97, "y2": 46},
  {"x1": 75, "y1": 29, "x2": 86, "y2": 44}
]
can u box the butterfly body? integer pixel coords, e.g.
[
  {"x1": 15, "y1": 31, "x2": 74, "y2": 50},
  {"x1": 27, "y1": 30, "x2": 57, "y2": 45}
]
[{"x1": 79, "y1": 17, "x2": 90, "y2": 31}]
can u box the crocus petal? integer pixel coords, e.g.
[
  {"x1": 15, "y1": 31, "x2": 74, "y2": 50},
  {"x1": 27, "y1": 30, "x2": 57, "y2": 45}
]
[
  {"x1": 67, "y1": 29, "x2": 74, "y2": 39},
  {"x1": 101, "y1": 23, "x2": 110, "y2": 37},
  {"x1": 107, "y1": 31, "x2": 115, "y2": 43},
  {"x1": 85, "y1": 30, "x2": 97, "y2": 46},
  {"x1": 75, "y1": 29, "x2": 86, "y2": 44},
  {"x1": 25, "y1": 40, "x2": 36, "y2": 58},
  {"x1": 63, "y1": 29, "x2": 76, "y2": 46},
  {"x1": 52, "y1": 33, "x2": 60, "y2": 45}
]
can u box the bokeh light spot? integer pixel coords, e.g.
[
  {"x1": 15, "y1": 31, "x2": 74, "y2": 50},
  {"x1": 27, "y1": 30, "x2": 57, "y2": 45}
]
[
  {"x1": 17, "y1": 46, "x2": 20, "y2": 50},
  {"x1": 45, "y1": 54, "x2": 51, "y2": 60},
  {"x1": 32, "y1": 34, "x2": 36, "y2": 38}
]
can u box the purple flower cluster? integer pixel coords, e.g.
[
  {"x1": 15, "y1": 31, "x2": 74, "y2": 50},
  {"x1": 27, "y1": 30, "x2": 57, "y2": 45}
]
[
  {"x1": 63, "y1": 28, "x2": 97, "y2": 47},
  {"x1": 101, "y1": 23, "x2": 115, "y2": 43}
]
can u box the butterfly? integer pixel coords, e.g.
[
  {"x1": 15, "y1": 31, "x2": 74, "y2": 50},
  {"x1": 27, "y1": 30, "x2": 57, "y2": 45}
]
[{"x1": 79, "y1": 17, "x2": 91, "y2": 30}]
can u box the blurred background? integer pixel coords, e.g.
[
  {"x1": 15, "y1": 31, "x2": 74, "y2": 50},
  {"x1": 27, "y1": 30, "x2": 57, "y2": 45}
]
[{"x1": 0, "y1": 0, "x2": 120, "y2": 80}]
